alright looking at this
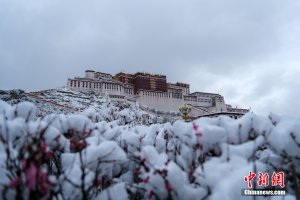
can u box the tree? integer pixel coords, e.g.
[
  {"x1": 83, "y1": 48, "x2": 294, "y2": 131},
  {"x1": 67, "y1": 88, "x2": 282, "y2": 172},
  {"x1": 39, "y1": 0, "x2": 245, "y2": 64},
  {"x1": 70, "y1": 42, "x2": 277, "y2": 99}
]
[{"x1": 179, "y1": 104, "x2": 191, "y2": 122}]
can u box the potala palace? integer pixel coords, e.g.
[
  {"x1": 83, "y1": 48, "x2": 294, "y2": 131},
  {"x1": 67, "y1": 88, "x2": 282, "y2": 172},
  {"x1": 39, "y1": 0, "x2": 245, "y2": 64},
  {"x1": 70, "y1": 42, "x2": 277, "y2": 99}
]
[{"x1": 67, "y1": 70, "x2": 249, "y2": 119}]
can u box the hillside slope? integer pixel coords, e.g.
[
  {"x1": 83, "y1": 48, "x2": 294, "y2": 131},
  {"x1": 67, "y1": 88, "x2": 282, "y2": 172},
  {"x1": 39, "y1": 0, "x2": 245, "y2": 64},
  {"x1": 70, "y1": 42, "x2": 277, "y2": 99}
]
[{"x1": 0, "y1": 88, "x2": 180, "y2": 124}]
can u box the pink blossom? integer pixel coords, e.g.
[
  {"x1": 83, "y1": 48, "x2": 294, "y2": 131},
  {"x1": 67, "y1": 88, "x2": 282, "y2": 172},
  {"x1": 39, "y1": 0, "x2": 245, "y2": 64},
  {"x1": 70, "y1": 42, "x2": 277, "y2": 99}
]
[
  {"x1": 40, "y1": 142, "x2": 47, "y2": 153},
  {"x1": 25, "y1": 162, "x2": 37, "y2": 190},
  {"x1": 196, "y1": 133, "x2": 203, "y2": 138},
  {"x1": 93, "y1": 177, "x2": 101, "y2": 187},
  {"x1": 194, "y1": 143, "x2": 202, "y2": 149},
  {"x1": 143, "y1": 176, "x2": 150, "y2": 183},
  {"x1": 147, "y1": 190, "x2": 154, "y2": 199},
  {"x1": 134, "y1": 169, "x2": 141, "y2": 176},
  {"x1": 193, "y1": 123, "x2": 203, "y2": 138},
  {"x1": 165, "y1": 181, "x2": 173, "y2": 192},
  {"x1": 40, "y1": 143, "x2": 53, "y2": 159},
  {"x1": 161, "y1": 169, "x2": 168, "y2": 177},
  {"x1": 70, "y1": 137, "x2": 88, "y2": 152},
  {"x1": 9, "y1": 177, "x2": 21, "y2": 188},
  {"x1": 164, "y1": 159, "x2": 171, "y2": 165},
  {"x1": 23, "y1": 162, "x2": 51, "y2": 193},
  {"x1": 46, "y1": 151, "x2": 53, "y2": 160},
  {"x1": 192, "y1": 123, "x2": 199, "y2": 131},
  {"x1": 22, "y1": 160, "x2": 27, "y2": 169},
  {"x1": 38, "y1": 171, "x2": 51, "y2": 193}
]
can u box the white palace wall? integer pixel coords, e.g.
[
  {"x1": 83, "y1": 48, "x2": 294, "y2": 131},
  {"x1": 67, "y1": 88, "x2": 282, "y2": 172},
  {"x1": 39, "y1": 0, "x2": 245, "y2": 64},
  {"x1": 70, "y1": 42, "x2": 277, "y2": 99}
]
[
  {"x1": 136, "y1": 91, "x2": 184, "y2": 112},
  {"x1": 67, "y1": 79, "x2": 132, "y2": 95}
]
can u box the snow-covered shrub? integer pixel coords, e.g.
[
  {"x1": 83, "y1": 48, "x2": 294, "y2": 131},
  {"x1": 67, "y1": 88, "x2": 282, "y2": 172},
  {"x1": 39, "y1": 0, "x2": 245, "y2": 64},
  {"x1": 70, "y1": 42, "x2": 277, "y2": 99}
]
[
  {"x1": 81, "y1": 102, "x2": 155, "y2": 126},
  {"x1": 0, "y1": 100, "x2": 299, "y2": 200}
]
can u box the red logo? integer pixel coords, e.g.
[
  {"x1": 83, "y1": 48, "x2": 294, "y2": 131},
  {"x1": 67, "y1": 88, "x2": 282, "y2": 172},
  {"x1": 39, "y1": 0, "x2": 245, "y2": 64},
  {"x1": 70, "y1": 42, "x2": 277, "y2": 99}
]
[
  {"x1": 244, "y1": 171, "x2": 285, "y2": 188},
  {"x1": 257, "y1": 172, "x2": 269, "y2": 187},
  {"x1": 271, "y1": 172, "x2": 285, "y2": 188},
  {"x1": 244, "y1": 171, "x2": 256, "y2": 188}
]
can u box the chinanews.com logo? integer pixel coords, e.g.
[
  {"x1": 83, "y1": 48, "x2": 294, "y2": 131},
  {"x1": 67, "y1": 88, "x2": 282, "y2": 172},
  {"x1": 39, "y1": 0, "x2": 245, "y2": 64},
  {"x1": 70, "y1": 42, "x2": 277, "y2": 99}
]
[{"x1": 242, "y1": 171, "x2": 286, "y2": 196}]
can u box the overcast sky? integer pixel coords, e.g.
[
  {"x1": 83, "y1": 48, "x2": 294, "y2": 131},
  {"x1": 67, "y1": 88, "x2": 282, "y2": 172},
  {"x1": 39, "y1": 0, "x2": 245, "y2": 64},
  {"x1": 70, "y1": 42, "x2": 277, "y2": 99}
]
[{"x1": 1, "y1": 0, "x2": 300, "y2": 117}]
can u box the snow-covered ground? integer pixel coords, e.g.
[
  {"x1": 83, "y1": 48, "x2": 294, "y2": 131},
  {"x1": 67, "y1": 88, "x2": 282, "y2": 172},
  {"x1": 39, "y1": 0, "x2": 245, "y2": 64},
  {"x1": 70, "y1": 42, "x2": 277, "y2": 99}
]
[
  {"x1": 0, "y1": 99, "x2": 298, "y2": 200},
  {"x1": 0, "y1": 88, "x2": 180, "y2": 124}
]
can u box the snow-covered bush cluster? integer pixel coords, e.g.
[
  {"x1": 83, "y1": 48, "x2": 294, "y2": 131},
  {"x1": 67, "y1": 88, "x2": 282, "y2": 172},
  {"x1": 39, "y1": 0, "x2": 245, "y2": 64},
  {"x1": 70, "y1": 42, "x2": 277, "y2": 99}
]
[
  {"x1": 0, "y1": 89, "x2": 26, "y2": 104},
  {"x1": 0, "y1": 88, "x2": 158, "y2": 125},
  {"x1": 0, "y1": 100, "x2": 299, "y2": 199},
  {"x1": 81, "y1": 102, "x2": 154, "y2": 126}
]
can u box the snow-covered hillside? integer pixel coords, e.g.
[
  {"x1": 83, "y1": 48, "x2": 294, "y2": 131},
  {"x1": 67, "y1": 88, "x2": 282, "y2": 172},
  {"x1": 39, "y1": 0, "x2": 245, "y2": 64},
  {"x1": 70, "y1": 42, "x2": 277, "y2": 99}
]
[
  {"x1": 0, "y1": 88, "x2": 180, "y2": 125},
  {"x1": 0, "y1": 100, "x2": 298, "y2": 200}
]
